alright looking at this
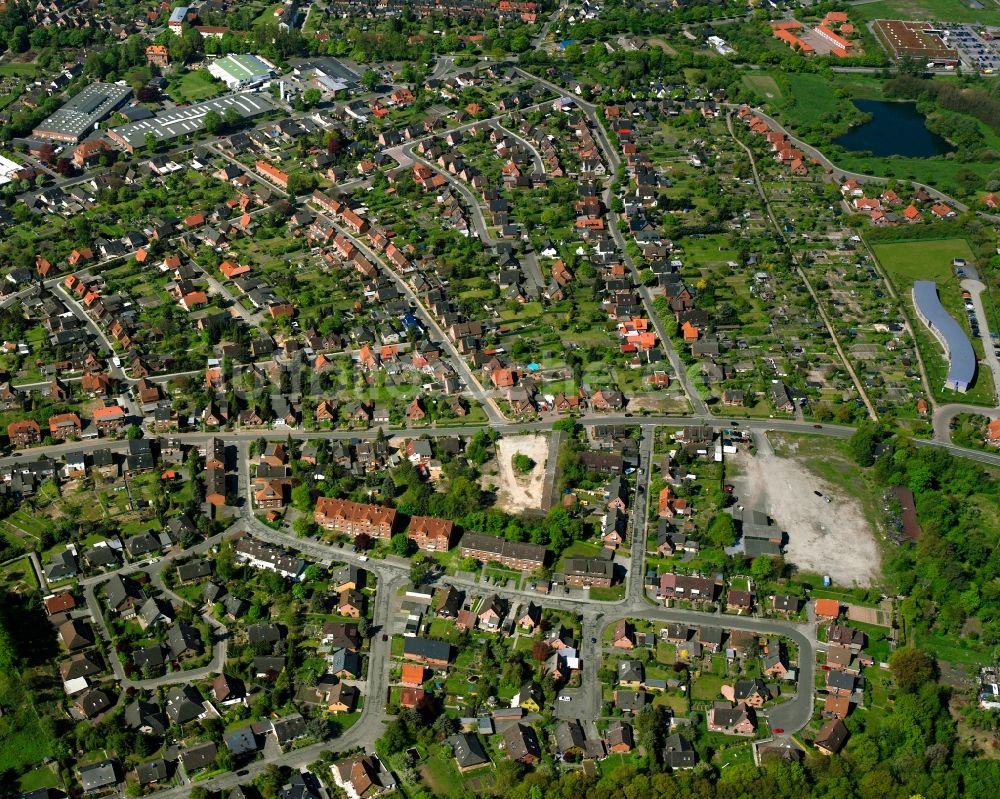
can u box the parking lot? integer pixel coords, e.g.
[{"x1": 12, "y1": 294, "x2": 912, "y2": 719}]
[{"x1": 941, "y1": 24, "x2": 1000, "y2": 74}]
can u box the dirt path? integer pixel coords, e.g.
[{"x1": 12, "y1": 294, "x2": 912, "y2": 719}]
[
  {"x1": 492, "y1": 434, "x2": 550, "y2": 514},
  {"x1": 730, "y1": 449, "x2": 880, "y2": 586}
]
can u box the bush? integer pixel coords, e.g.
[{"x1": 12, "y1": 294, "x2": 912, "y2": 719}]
[{"x1": 512, "y1": 453, "x2": 536, "y2": 474}]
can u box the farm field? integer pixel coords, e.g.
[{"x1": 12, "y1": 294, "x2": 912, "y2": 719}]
[{"x1": 852, "y1": 0, "x2": 1000, "y2": 25}]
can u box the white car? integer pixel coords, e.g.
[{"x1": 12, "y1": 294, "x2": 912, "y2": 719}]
[{"x1": 558, "y1": 695, "x2": 572, "y2": 702}]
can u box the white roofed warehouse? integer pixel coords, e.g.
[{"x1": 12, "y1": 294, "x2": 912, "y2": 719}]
[
  {"x1": 208, "y1": 54, "x2": 276, "y2": 90},
  {"x1": 107, "y1": 91, "x2": 278, "y2": 153}
]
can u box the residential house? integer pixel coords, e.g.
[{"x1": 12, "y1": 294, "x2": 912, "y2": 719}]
[
  {"x1": 707, "y1": 702, "x2": 756, "y2": 735},
  {"x1": 502, "y1": 723, "x2": 541, "y2": 764},
  {"x1": 814, "y1": 719, "x2": 849, "y2": 755}
]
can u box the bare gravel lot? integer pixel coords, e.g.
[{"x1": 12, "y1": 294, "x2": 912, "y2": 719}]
[
  {"x1": 491, "y1": 434, "x2": 550, "y2": 514},
  {"x1": 730, "y1": 443, "x2": 880, "y2": 586}
]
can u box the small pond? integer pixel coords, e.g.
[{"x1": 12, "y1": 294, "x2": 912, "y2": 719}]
[{"x1": 833, "y1": 99, "x2": 952, "y2": 158}]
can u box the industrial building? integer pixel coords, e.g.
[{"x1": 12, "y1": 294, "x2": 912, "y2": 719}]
[
  {"x1": 107, "y1": 91, "x2": 278, "y2": 153},
  {"x1": 912, "y1": 280, "x2": 975, "y2": 392},
  {"x1": 32, "y1": 83, "x2": 132, "y2": 143},
  {"x1": 207, "y1": 54, "x2": 276, "y2": 90}
]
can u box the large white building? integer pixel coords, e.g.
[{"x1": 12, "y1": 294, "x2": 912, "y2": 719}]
[{"x1": 207, "y1": 54, "x2": 275, "y2": 90}]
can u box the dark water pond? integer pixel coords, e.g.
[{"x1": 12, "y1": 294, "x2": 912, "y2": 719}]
[{"x1": 834, "y1": 99, "x2": 952, "y2": 157}]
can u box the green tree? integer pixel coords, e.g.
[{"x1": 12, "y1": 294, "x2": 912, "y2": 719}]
[
  {"x1": 302, "y1": 87, "x2": 321, "y2": 107},
  {"x1": 889, "y1": 647, "x2": 936, "y2": 693},
  {"x1": 750, "y1": 555, "x2": 775, "y2": 583},
  {"x1": 512, "y1": 453, "x2": 535, "y2": 474},
  {"x1": 9, "y1": 26, "x2": 29, "y2": 53},
  {"x1": 849, "y1": 421, "x2": 883, "y2": 467},
  {"x1": 389, "y1": 532, "x2": 415, "y2": 557},
  {"x1": 410, "y1": 555, "x2": 431, "y2": 586},
  {"x1": 204, "y1": 109, "x2": 223, "y2": 134},
  {"x1": 707, "y1": 513, "x2": 736, "y2": 548},
  {"x1": 291, "y1": 482, "x2": 313, "y2": 512},
  {"x1": 361, "y1": 68, "x2": 379, "y2": 91}
]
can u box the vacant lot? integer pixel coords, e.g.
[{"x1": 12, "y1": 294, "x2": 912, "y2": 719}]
[
  {"x1": 491, "y1": 434, "x2": 549, "y2": 514},
  {"x1": 730, "y1": 440, "x2": 880, "y2": 586}
]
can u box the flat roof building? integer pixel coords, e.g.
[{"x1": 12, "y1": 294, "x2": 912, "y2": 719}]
[
  {"x1": 912, "y1": 280, "x2": 975, "y2": 392},
  {"x1": 33, "y1": 83, "x2": 132, "y2": 143},
  {"x1": 208, "y1": 54, "x2": 275, "y2": 89},
  {"x1": 107, "y1": 91, "x2": 277, "y2": 153},
  {"x1": 169, "y1": 6, "x2": 188, "y2": 31}
]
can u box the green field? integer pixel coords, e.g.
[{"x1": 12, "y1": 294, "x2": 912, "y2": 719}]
[
  {"x1": 742, "y1": 73, "x2": 782, "y2": 101},
  {"x1": 0, "y1": 63, "x2": 39, "y2": 77},
  {"x1": 872, "y1": 239, "x2": 971, "y2": 284},
  {"x1": 779, "y1": 73, "x2": 841, "y2": 126},
  {"x1": 872, "y1": 238, "x2": 997, "y2": 405},
  {"x1": 166, "y1": 69, "x2": 224, "y2": 103},
  {"x1": 853, "y1": 0, "x2": 1000, "y2": 25},
  {"x1": 0, "y1": 671, "x2": 56, "y2": 775}
]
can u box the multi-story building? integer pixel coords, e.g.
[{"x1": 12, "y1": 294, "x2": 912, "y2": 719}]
[
  {"x1": 406, "y1": 516, "x2": 455, "y2": 551},
  {"x1": 458, "y1": 533, "x2": 546, "y2": 571},
  {"x1": 314, "y1": 498, "x2": 397, "y2": 539}
]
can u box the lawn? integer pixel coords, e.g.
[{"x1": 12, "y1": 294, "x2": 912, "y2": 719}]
[
  {"x1": 166, "y1": 68, "x2": 224, "y2": 103},
  {"x1": 871, "y1": 238, "x2": 972, "y2": 285},
  {"x1": 590, "y1": 584, "x2": 626, "y2": 601},
  {"x1": 691, "y1": 673, "x2": 727, "y2": 701},
  {"x1": 0, "y1": 556, "x2": 35, "y2": 593},
  {"x1": 18, "y1": 763, "x2": 61, "y2": 793},
  {"x1": 419, "y1": 751, "x2": 475, "y2": 796},
  {"x1": 916, "y1": 629, "x2": 991, "y2": 665},
  {"x1": 742, "y1": 73, "x2": 782, "y2": 101}
]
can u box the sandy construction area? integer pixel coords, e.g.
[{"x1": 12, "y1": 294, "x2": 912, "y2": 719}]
[
  {"x1": 493, "y1": 434, "x2": 550, "y2": 514},
  {"x1": 730, "y1": 446, "x2": 880, "y2": 586}
]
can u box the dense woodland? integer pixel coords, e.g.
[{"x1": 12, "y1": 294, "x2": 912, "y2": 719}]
[{"x1": 850, "y1": 424, "x2": 1000, "y2": 648}]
